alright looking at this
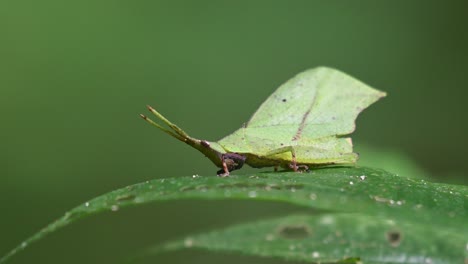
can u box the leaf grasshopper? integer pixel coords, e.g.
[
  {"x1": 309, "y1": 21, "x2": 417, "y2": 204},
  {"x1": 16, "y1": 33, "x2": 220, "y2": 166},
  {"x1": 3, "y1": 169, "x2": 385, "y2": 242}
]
[{"x1": 141, "y1": 67, "x2": 385, "y2": 176}]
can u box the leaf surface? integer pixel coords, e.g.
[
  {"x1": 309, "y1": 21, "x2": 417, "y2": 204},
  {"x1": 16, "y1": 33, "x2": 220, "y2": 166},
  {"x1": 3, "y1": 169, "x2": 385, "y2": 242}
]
[
  {"x1": 1, "y1": 167, "x2": 466, "y2": 263},
  {"x1": 141, "y1": 213, "x2": 466, "y2": 263}
]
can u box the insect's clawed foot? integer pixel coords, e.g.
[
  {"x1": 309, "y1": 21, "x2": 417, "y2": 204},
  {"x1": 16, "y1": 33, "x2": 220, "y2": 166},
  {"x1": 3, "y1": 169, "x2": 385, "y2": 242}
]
[
  {"x1": 216, "y1": 168, "x2": 230, "y2": 177},
  {"x1": 289, "y1": 163, "x2": 309, "y2": 173}
]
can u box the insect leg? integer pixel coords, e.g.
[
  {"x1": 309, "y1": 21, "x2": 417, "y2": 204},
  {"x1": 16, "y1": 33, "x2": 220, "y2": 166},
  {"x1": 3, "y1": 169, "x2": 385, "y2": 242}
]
[
  {"x1": 217, "y1": 153, "x2": 247, "y2": 177},
  {"x1": 217, "y1": 154, "x2": 230, "y2": 177},
  {"x1": 263, "y1": 146, "x2": 299, "y2": 172}
]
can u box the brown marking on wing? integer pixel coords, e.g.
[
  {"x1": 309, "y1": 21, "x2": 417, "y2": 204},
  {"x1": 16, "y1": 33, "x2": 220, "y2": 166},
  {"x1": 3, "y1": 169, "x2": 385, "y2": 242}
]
[
  {"x1": 292, "y1": 87, "x2": 319, "y2": 141},
  {"x1": 292, "y1": 108, "x2": 311, "y2": 141}
]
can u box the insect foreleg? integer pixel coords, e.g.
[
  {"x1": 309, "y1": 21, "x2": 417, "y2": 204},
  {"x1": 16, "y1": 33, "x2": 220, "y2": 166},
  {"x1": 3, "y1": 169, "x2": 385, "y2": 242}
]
[{"x1": 217, "y1": 153, "x2": 246, "y2": 177}]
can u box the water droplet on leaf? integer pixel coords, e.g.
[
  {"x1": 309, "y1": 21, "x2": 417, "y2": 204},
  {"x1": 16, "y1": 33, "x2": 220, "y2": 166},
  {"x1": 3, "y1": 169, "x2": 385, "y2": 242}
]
[
  {"x1": 184, "y1": 237, "x2": 194, "y2": 248},
  {"x1": 116, "y1": 194, "x2": 136, "y2": 202}
]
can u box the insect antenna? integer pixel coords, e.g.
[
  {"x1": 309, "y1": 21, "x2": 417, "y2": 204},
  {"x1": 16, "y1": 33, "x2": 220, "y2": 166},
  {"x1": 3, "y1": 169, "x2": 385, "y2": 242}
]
[
  {"x1": 140, "y1": 104, "x2": 193, "y2": 141},
  {"x1": 139, "y1": 113, "x2": 185, "y2": 141}
]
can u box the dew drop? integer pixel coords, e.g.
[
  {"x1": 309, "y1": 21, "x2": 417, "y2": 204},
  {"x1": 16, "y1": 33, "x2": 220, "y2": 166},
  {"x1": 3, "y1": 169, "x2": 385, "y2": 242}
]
[
  {"x1": 349, "y1": 181, "x2": 354, "y2": 185},
  {"x1": 111, "y1": 205, "x2": 119, "y2": 211},
  {"x1": 63, "y1": 212, "x2": 72, "y2": 220},
  {"x1": 320, "y1": 215, "x2": 335, "y2": 225},
  {"x1": 372, "y1": 195, "x2": 388, "y2": 203},
  {"x1": 309, "y1": 193, "x2": 317, "y2": 200},
  {"x1": 192, "y1": 174, "x2": 199, "y2": 179},
  {"x1": 248, "y1": 191, "x2": 257, "y2": 198},
  {"x1": 184, "y1": 237, "x2": 194, "y2": 248},
  {"x1": 85, "y1": 202, "x2": 90, "y2": 207},
  {"x1": 359, "y1": 175, "x2": 367, "y2": 180},
  {"x1": 116, "y1": 194, "x2": 136, "y2": 202},
  {"x1": 21, "y1": 242, "x2": 27, "y2": 248},
  {"x1": 311, "y1": 251, "x2": 320, "y2": 258}
]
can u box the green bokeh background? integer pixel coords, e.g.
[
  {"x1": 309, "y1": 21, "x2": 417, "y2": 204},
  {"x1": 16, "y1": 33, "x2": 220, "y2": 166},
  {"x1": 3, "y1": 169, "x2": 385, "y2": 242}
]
[{"x1": 1, "y1": 1, "x2": 466, "y2": 263}]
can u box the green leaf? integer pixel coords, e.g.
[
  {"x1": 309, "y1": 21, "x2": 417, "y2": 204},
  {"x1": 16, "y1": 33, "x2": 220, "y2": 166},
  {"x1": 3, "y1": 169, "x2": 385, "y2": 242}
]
[
  {"x1": 140, "y1": 213, "x2": 466, "y2": 263},
  {"x1": 1, "y1": 167, "x2": 466, "y2": 263}
]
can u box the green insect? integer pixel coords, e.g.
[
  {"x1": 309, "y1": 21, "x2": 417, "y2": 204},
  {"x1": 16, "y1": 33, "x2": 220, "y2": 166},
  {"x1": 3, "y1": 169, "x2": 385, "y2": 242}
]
[{"x1": 141, "y1": 67, "x2": 386, "y2": 176}]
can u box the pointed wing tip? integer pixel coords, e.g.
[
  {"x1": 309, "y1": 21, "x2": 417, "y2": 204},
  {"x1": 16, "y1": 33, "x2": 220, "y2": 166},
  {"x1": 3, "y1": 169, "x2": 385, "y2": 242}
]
[
  {"x1": 378, "y1": 91, "x2": 388, "y2": 98},
  {"x1": 307, "y1": 67, "x2": 389, "y2": 98}
]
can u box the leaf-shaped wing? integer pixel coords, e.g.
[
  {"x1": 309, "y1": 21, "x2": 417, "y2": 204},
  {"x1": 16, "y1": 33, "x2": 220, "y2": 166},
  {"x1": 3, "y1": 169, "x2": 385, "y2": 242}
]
[
  {"x1": 218, "y1": 67, "x2": 385, "y2": 164},
  {"x1": 247, "y1": 67, "x2": 385, "y2": 135}
]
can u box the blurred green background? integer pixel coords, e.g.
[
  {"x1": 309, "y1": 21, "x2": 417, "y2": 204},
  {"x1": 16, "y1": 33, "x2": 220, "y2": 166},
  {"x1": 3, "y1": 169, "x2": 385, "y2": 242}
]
[{"x1": 1, "y1": 1, "x2": 467, "y2": 263}]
